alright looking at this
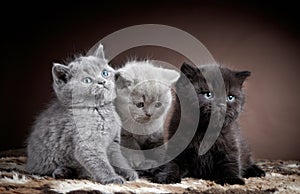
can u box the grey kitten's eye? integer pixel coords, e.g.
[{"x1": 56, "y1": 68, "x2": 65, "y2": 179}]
[
  {"x1": 101, "y1": 69, "x2": 110, "y2": 78},
  {"x1": 203, "y1": 92, "x2": 213, "y2": 100},
  {"x1": 155, "y1": 102, "x2": 162, "y2": 108},
  {"x1": 82, "y1": 77, "x2": 93, "y2": 84},
  {"x1": 136, "y1": 102, "x2": 144, "y2": 108},
  {"x1": 227, "y1": 95, "x2": 235, "y2": 102}
]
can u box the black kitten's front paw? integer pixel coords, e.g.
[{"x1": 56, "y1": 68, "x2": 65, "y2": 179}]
[
  {"x1": 243, "y1": 164, "x2": 265, "y2": 178},
  {"x1": 152, "y1": 173, "x2": 181, "y2": 184},
  {"x1": 215, "y1": 177, "x2": 245, "y2": 185}
]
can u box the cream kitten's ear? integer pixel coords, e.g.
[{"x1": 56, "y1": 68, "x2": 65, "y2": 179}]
[
  {"x1": 161, "y1": 69, "x2": 180, "y2": 85},
  {"x1": 115, "y1": 71, "x2": 134, "y2": 90},
  {"x1": 52, "y1": 63, "x2": 71, "y2": 85}
]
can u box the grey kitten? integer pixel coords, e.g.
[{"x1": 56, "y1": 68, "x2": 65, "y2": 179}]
[
  {"x1": 114, "y1": 61, "x2": 180, "y2": 170},
  {"x1": 26, "y1": 44, "x2": 138, "y2": 184}
]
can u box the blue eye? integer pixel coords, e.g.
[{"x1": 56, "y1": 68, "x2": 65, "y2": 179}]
[
  {"x1": 227, "y1": 95, "x2": 235, "y2": 102},
  {"x1": 203, "y1": 92, "x2": 214, "y2": 100},
  {"x1": 82, "y1": 77, "x2": 93, "y2": 84},
  {"x1": 101, "y1": 69, "x2": 110, "y2": 78},
  {"x1": 155, "y1": 102, "x2": 162, "y2": 108}
]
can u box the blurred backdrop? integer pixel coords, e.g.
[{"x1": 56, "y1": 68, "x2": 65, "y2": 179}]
[{"x1": 1, "y1": 1, "x2": 299, "y2": 160}]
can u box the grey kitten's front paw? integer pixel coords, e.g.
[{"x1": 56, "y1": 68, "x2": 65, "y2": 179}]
[
  {"x1": 139, "y1": 159, "x2": 159, "y2": 170},
  {"x1": 123, "y1": 170, "x2": 139, "y2": 181},
  {"x1": 52, "y1": 166, "x2": 75, "y2": 179},
  {"x1": 95, "y1": 175, "x2": 125, "y2": 185}
]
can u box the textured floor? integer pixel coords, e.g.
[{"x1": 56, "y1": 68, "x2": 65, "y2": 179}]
[{"x1": 0, "y1": 152, "x2": 299, "y2": 193}]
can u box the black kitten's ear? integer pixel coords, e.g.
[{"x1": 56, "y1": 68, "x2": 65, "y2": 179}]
[
  {"x1": 180, "y1": 62, "x2": 199, "y2": 79},
  {"x1": 52, "y1": 63, "x2": 71, "y2": 85},
  {"x1": 235, "y1": 71, "x2": 251, "y2": 84},
  {"x1": 115, "y1": 71, "x2": 133, "y2": 90}
]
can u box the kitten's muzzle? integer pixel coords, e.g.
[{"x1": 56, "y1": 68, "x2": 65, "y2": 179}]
[
  {"x1": 217, "y1": 103, "x2": 226, "y2": 110},
  {"x1": 145, "y1": 113, "x2": 152, "y2": 118},
  {"x1": 97, "y1": 80, "x2": 106, "y2": 85},
  {"x1": 211, "y1": 103, "x2": 227, "y2": 114},
  {"x1": 135, "y1": 116, "x2": 151, "y2": 123}
]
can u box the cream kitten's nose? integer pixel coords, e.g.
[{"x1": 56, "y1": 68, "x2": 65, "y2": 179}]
[{"x1": 98, "y1": 80, "x2": 106, "y2": 85}]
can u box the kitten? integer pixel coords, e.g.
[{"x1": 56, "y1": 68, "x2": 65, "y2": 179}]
[
  {"x1": 153, "y1": 62, "x2": 265, "y2": 185},
  {"x1": 26, "y1": 44, "x2": 138, "y2": 184},
  {"x1": 114, "y1": 60, "x2": 180, "y2": 170}
]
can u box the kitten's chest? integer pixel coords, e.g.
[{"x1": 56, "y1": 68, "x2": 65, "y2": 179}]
[{"x1": 73, "y1": 107, "x2": 119, "y2": 139}]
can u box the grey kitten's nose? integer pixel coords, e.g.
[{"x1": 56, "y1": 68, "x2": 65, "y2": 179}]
[
  {"x1": 145, "y1": 113, "x2": 152, "y2": 117},
  {"x1": 98, "y1": 80, "x2": 106, "y2": 85}
]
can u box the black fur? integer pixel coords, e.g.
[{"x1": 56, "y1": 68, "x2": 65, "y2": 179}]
[{"x1": 153, "y1": 63, "x2": 265, "y2": 185}]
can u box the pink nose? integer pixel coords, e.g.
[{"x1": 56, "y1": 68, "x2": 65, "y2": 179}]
[{"x1": 98, "y1": 80, "x2": 106, "y2": 85}]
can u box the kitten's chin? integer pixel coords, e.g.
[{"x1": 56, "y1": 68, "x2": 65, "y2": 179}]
[
  {"x1": 93, "y1": 89, "x2": 116, "y2": 102},
  {"x1": 134, "y1": 117, "x2": 151, "y2": 124},
  {"x1": 91, "y1": 86, "x2": 108, "y2": 95}
]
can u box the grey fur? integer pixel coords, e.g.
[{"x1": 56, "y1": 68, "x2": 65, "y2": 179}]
[
  {"x1": 115, "y1": 61, "x2": 180, "y2": 169},
  {"x1": 26, "y1": 45, "x2": 138, "y2": 184}
]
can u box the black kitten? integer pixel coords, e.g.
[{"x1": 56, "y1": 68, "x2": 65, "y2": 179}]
[{"x1": 153, "y1": 63, "x2": 265, "y2": 185}]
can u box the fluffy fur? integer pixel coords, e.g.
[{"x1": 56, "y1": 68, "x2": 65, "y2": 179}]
[
  {"x1": 26, "y1": 45, "x2": 138, "y2": 184},
  {"x1": 153, "y1": 62, "x2": 265, "y2": 185},
  {"x1": 114, "y1": 61, "x2": 179, "y2": 169}
]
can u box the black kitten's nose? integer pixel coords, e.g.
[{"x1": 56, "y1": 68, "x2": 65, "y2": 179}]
[
  {"x1": 98, "y1": 80, "x2": 106, "y2": 85},
  {"x1": 218, "y1": 103, "x2": 226, "y2": 108}
]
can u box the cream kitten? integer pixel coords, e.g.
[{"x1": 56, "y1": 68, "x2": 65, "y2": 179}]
[{"x1": 115, "y1": 60, "x2": 180, "y2": 170}]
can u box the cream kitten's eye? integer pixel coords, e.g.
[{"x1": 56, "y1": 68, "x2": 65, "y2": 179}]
[
  {"x1": 203, "y1": 92, "x2": 213, "y2": 100},
  {"x1": 227, "y1": 95, "x2": 235, "y2": 102},
  {"x1": 101, "y1": 69, "x2": 110, "y2": 78},
  {"x1": 82, "y1": 77, "x2": 93, "y2": 84},
  {"x1": 155, "y1": 102, "x2": 162, "y2": 108},
  {"x1": 136, "y1": 102, "x2": 144, "y2": 108}
]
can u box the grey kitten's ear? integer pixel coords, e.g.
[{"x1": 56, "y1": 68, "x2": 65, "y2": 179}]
[
  {"x1": 115, "y1": 71, "x2": 133, "y2": 90},
  {"x1": 180, "y1": 62, "x2": 199, "y2": 80},
  {"x1": 161, "y1": 69, "x2": 180, "y2": 85},
  {"x1": 93, "y1": 44, "x2": 105, "y2": 59},
  {"x1": 235, "y1": 71, "x2": 251, "y2": 85},
  {"x1": 52, "y1": 63, "x2": 71, "y2": 85}
]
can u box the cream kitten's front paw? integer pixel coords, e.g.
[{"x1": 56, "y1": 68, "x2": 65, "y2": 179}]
[
  {"x1": 123, "y1": 170, "x2": 139, "y2": 181},
  {"x1": 138, "y1": 159, "x2": 159, "y2": 169},
  {"x1": 126, "y1": 153, "x2": 145, "y2": 168}
]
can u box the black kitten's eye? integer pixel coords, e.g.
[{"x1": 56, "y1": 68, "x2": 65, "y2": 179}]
[
  {"x1": 227, "y1": 95, "x2": 235, "y2": 102},
  {"x1": 155, "y1": 102, "x2": 162, "y2": 108},
  {"x1": 136, "y1": 102, "x2": 144, "y2": 108},
  {"x1": 203, "y1": 92, "x2": 213, "y2": 100}
]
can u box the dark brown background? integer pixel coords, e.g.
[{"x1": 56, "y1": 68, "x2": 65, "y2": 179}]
[{"x1": 1, "y1": 1, "x2": 299, "y2": 160}]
